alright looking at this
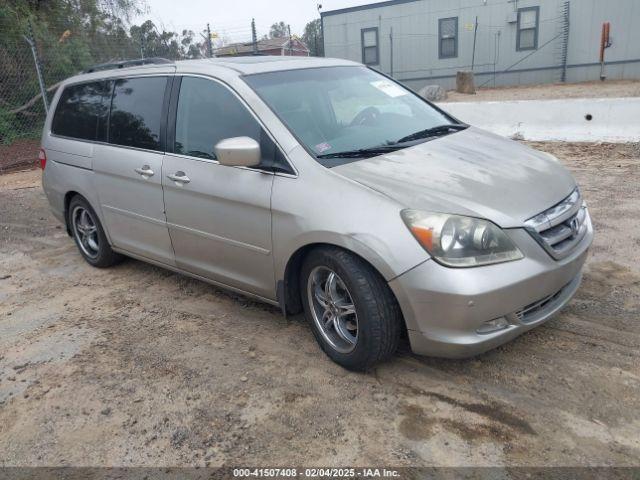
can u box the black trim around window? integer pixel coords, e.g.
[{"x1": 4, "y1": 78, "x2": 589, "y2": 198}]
[
  {"x1": 167, "y1": 75, "x2": 295, "y2": 175},
  {"x1": 159, "y1": 76, "x2": 174, "y2": 153},
  {"x1": 361, "y1": 27, "x2": 379, "y2": 65},
  {"x1": 438, "y1": 17, "x2": 458, "y2": 59},
  {"x1": 516, "y1": 6, "x2": 540, "y2": 51},
  {"x1": 166, "y1": 76, "x2": 182, "y2": 154}
]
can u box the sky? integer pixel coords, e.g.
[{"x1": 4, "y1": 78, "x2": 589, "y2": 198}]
[{"x1": 137, "y1": 0, "x2": 388, "y2": 43}]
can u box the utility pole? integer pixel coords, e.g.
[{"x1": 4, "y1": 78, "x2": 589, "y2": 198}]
[
  {"x1": 471, "y1": 16, "x2": 479, "y2": 71},
  {"x1": 251, "y1": 18, "x2": 258, "y2": 55},
  {"x1": 206, "y1": 23, "x2": 213, "y2": 58},
  {"x1": 288, "y1": 24, "x2": 292, "y2": 56}
]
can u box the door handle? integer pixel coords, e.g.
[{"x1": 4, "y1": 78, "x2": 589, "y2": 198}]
[
  {"x1": 167, "y1": 172, "x2": 191, "y2": 184},
  {"x1": 134, "y1": 165, "x2": 154, "y2": 177}
]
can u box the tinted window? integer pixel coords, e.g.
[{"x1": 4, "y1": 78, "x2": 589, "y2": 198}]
[
  {"x1": 109, "y1": 77, "x2": 167, "y2": 151},
  {"x1": 175, "y1": 77, "x2": 262, "y2": 160},
  {"x1": 52, "y1": 81, "x2": 112, "y2": 141}
]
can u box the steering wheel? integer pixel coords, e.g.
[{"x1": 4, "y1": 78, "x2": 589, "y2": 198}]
[{"x1": 350, "y1": 106, "x2": 381, "y2": 127}]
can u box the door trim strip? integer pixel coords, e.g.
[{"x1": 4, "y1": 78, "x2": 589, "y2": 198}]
[
  {"x1": 102, "y1": 204, "x2": 166, "y2": 227},
  {"x1": 167, "y1": 222, "x2": 271, "y2": 255}
]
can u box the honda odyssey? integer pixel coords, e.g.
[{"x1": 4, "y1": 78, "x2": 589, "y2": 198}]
[{"x1": 41, "y1": 56, "x2": 593, "y2": 370}]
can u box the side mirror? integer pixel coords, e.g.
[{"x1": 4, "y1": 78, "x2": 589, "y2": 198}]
[{"x1": 214, "y1": 137, "x2": 261, "y2": 168}]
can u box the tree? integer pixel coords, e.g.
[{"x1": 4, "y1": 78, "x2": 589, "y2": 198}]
[
  {"x1": 0, "y1": 0, "x2": 207, "y2": 144},
  {"x1": 302, "y1": 19, "x2": 323, "y2": 57},
  {"x1": 129, "y1": 20, "x2": 204, "y2": 60},
  {"x1": 269, "y1": 21, "x2": 289, "y2": 39}
]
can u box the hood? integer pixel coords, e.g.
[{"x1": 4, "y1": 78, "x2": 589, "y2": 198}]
[{"x1": 332, "y1": 127, "x2": 576, "y2": 228}]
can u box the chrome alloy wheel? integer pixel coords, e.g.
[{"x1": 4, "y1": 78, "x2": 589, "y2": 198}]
[
  {"x1": 307, "y1": 266, "x2": 358, "y2": 353},
  {"x1": 71, "y1": 205, "x2": 99, "y2": 259}
]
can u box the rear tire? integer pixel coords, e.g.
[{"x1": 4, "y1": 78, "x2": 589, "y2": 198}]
[
  {"x1": 300, "y1": 247, "x2": 402, "y2": 371},
  {"x1": 67, "y1": 195, "x2": 123, "y2": 268}
]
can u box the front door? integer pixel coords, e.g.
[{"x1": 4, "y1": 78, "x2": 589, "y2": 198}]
[
  {"x1": 162, "y1": 76, "x2": 276, "y2": 299},
  {"x1": 93, "y1": 76, "x2": 175, "y2": 265}
]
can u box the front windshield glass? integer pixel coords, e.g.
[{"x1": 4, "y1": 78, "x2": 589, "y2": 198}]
[{"x1": 243, "y1": 66, "x2": 458, "y2": 165}]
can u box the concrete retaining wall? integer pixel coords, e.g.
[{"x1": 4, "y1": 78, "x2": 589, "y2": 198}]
[{"x1": 441, "y1": 97, "x2": 639, "y2": 143}]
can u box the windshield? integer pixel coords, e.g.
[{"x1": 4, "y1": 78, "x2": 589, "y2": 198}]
[{"x1": 243, "y1": 66, "x2": 460, "y2": 166}]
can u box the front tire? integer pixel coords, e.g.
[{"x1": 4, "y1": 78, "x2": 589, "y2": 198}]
[
  {"x1": 300, "y1": 247, "x2": 402, "y2": 371},
  {"x1": 68, "y1": 195, "x2": 123, "y2": 268}
]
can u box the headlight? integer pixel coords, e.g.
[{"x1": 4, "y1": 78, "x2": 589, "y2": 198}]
[{"x1": 401, "y1": 210, "x2": 524, "y2": 267}]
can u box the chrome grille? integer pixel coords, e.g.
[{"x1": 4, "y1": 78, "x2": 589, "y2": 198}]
[{"x1": 525, "y1": 188, "x2": 589, "y2": 260}]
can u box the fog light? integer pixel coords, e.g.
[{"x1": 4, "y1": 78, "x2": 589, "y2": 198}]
[{"x1": 476, "y1": 317, "x2": 510, "y2": 334}]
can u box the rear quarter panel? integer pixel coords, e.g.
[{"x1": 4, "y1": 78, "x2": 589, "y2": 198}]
[{"x1": 41, "y1": 84, "x2": 105, "y2": 237}]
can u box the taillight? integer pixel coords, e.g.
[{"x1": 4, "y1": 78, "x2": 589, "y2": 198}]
[{"x1": 39, "y1": 148, "x2": 47, "y2": 170}]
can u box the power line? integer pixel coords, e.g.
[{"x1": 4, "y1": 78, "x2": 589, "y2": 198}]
[{"x1": 478, "y1": 31, "x2": 564, "y2": 87}]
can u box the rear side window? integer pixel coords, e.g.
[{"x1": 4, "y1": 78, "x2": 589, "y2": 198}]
[
  {"x1": 109, "y1": 77, "x2": 167, "y2": 151},
  {"x1": 51, "y1": 81, "x2": 112, "y2": 141}
]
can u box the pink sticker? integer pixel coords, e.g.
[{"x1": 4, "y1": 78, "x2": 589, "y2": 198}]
[{"x1": 315, "y1": 142, "x2": 332, "y2": 153}]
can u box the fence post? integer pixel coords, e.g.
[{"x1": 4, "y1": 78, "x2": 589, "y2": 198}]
[
  {"x1": 389, "y1": 27, "x2": 394, "y2": 77},
  {"x1": 471, "y1": 16, "x2": 478, "y2": 71},
  {"x1": 23, "y1": 20, "x2": 48, "y2": 114}
]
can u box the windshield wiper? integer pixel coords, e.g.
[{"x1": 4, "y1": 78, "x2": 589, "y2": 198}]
[
  {"x1": 316, "y1": 144, "x2": 404, "y2": 159},
  {"x1": 394, "y1": 123, "x2": 468, "y2": 145},
  {"x1": 316, "y1": 124, "x2": 468, "y2": 159}
]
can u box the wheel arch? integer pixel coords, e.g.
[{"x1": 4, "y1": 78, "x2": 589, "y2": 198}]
[
  {"x1": 279, "y1": 241, "x2": 406, "y2": 336},
  {"x1": 63, "y1": 190, "x2": 82, "y2": 235},
  {"x1": 63, "y1": 191, "x2": 107, "y2": 241}
]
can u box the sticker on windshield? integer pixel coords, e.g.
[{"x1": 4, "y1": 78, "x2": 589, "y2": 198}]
[
  {"x1": 315, "y1": 142, "x2": 332, "y2": 153},
  {"x1": 370, "y1": 80, "x2": 408, "y2": 98}
]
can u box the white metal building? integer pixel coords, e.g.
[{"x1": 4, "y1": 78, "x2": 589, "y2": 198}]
[{"x1": 321, "y1": 0, "x2": 640, "y2": 90}]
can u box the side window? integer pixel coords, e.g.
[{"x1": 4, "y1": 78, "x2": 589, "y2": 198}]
[
  {"x1": 517, "y1": 7, "x2": 539, "y2": 51},
  {"x1": 109, "y1": 77, "x2": 167, "y2": 151},
  {"x1": 439, "y1": 17, "x2": 458, "y2": 59},
  {"x1": 174, "y1": 76, "x2": 292, "y2": 173},
  {"x1": 361, "y1": 28, "x2": 379, "y2": 65},
  {"x1": 51, "y1": 81, "x2": 112, "y2": 141}
]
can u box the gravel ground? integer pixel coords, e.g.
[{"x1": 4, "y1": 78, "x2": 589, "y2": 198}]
[
  {"x1": 0, "y1": 142, "x2": 639, "y2": 467},
  {"x1": 443, "y1": 79, "x2": 640, "y2": 103}
]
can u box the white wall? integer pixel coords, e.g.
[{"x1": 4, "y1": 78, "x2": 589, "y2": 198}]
[
  {"x1": 441, "y1": 97, "x2": 640, "y2": 142},
  {"x1": 322, "y1": 0, "x2": 640, "y2": 91}
]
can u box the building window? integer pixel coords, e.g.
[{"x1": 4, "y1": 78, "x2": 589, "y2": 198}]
[
  {"x1": 361, "y1": 27, "x2": 379, "y2": 65},
  {"x1": 439, "y1": 17, "x2": 458, "y2": 59},
  {"x1": 517, "y1": 6, "x2": 540, "y2": 51}
]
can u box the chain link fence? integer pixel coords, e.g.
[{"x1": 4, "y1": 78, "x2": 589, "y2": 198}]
[
  {"x1": 0, "y1": 21, "x2": 47, "y2": 171},
  {"x1": 0, "y1": 8, "x2": 208, "y2": 172}
]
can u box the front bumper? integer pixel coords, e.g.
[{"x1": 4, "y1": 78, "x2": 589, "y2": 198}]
[{"x1": 389, "y1": 212, "x2": 593, "y2": 358}]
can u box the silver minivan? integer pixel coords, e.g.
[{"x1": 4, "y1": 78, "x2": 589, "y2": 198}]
[{"x1": 41, "y1": 56, "x2": 593, "y2": 370}]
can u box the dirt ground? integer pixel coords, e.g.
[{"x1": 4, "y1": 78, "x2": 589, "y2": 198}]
[
  {"x1": 0, "y1": 139, "x2": 39, "y2": 174},
  {"x1": 0, "y1": 142, "x2": 639, "y2": 468},
  {"x1": 444, "y1": 79, "x2": 640, "y2": 103}
]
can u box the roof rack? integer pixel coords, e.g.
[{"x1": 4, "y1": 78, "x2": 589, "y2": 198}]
[{"x1": 83, "y1": 57, "x2": 173, "y2": 74}]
